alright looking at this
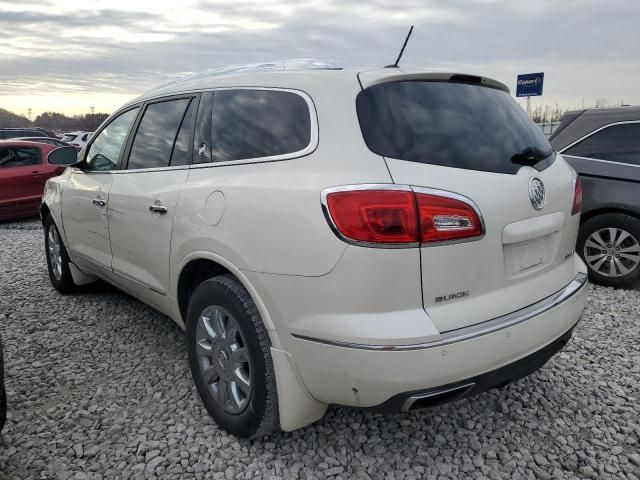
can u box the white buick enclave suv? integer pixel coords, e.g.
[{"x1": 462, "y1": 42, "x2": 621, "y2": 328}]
[{"x1": 41, "y1": 62, "x2": 588, "y2": 438}]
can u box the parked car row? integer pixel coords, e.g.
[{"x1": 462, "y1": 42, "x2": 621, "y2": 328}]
[
  {"x1": 60, "y1": 131, "x2": 92, "y2": 150},
  {"x1": 0, "y1": 128, "x2": 92, "y2": 149},
  {"x1": 0, "y1": 127, "x2": 57, "y2": 140}
]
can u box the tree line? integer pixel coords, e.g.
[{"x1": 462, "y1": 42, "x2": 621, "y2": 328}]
[
  {"x1": 528, "y1": 97, "x2": 626, "y2": 124},
  {"x1": 0, "y1": 108, "x2": 109, "y2": 132}
]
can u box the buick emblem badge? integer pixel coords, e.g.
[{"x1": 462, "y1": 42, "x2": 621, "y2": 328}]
[{"x1": 528, "y1": 177, "x2": 546, "y2": 210}]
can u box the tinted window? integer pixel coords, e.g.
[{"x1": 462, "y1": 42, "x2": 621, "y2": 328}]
[
  {"x1": 357, "y1": 81, "x2": 554, "y2": 175},
  {"x1": 0, "y1": 147, "x2": 41, "y2": 168},
  {"x1": 208, "y1": 89, "x2": 311, "y2": 163},
  {"x1": 128, "y1": 98, "x2": 191, "y2": 169},
  {"x1": 170, "y1": 99, "x2": 196, "y2": 166},
  {"x1": 564, "y1": 123, "x2": 640, "y2": 165},
  {"x1": 86, "y1": 108, "x2": 139, "y2": 171}
]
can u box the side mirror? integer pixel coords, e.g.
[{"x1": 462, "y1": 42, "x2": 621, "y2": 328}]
[{"x1": 47, "y1": 146, "x2": 78, "y2": 166}]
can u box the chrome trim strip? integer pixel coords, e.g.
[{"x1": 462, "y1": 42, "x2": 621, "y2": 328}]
[
  {"x1": 292, "y1": 272, "x2": 588, "y2": 351},
  {"x1": 558, "y1": 120, "x2": 640, "y2": 155},
  {"x1": 561, "y1": 153, "x2": 640, "y2": 170}
]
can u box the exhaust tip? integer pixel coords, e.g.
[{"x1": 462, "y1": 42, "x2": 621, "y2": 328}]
[{"x1": 401, "y1": 382, "x2": 475, "y2": 412}]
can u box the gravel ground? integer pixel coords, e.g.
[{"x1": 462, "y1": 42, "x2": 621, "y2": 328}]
[{"x1": 0, "y1": 218, "x2": 639, "y2": 480}]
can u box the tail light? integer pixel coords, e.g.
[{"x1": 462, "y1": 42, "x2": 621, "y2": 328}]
[
  {"x1": 416, "y1": 192, "x2": 483, "y2": 243},
  {"x1": 571, "y1": 175, "x2": 582, "y2": 216},
  {"x1": 322, "y1": 185, "x2": 483, "y2": 246}
]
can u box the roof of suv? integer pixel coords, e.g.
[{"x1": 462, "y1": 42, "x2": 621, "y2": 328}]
[
  {"x1": 129, "y1": 60, "x2": 509, "y2": 108},
  {"x1": 550, "y1": 106, "x2": 640, "y2": 151}
]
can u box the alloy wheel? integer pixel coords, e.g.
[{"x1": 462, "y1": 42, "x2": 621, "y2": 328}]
[
  {"x1": 195, "y1": 305, "x2": 252, "y2": 414},
  {"x1": 48, "y1": 226, "x2": 63, "y2": 281},
  {"x1": 584, "y1": 227, "x2": 640, "y2": 277}
]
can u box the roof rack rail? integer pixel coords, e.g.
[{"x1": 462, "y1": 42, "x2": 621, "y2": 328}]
[{"x1": 146, "y1": 59, "x2": 342, "y2": 94}]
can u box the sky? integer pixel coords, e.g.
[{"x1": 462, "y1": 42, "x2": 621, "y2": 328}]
[{"x1": 1, "y1": 0, "x2": 638, "y2": 117}]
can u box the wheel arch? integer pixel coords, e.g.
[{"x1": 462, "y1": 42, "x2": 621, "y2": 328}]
[
  {"x1": 175, "y1": 252, "x2": 277, "y2": 335},
  {"x1": 580, "y1": 206, "x2": 640, "y2": 225},
  {"x1": 39, "y1": 202, "x2": 51, "y2": 225}
]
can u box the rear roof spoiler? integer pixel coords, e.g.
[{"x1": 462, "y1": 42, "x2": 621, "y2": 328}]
[{"x1": 357, "y1": 70, "x2": 510, "y2": 93}]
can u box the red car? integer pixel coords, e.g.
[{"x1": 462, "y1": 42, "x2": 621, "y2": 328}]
[{"x1": 0, "y1": 140, "x2": 67, "y2": 221}]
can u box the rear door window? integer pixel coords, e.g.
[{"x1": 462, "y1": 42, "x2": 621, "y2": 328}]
[
  {"x1": 208, "y1": 89, "x2": 311, "y2": 163},
  {"x1": 0, "y1": 147, "x2": 42, "y2": 168},
  {"x1": 356, "y1": 81, "x2": 555, "y2": 174},
  {"x1": 127, "y1": 98, "x2": 193, "y2": 169},
  {"x1": 563, "y1": 122, "x2": 640, "y2": 166},
  {"x1": 170, "y1": 99, "x2": 197, "y2": 166}
]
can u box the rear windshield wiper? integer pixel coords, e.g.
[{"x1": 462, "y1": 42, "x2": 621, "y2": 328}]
[{"x1": 510, "y1": 146, "x2": 553, "y2": 167}]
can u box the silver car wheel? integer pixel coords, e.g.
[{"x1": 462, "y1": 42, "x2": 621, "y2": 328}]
[
  {"x1": 584, "y1": 227, "x2": 640, "y2": 277},
  {"x1": 48, "y1": 226, "x2": 63, "y2": 281},
  {"x1": 195, "y1": 305, "x2": 251, "y2": 414}
]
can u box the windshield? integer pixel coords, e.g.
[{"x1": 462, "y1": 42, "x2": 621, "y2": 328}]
[
  {"x1": 356, "y1": 81, "x2": 554, "y2": 174},
  {"x1": 61, "y1": 134, "x2": 77, "y2": 142}
]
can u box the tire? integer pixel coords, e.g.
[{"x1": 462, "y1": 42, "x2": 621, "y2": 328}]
[
  {"x1": 186, "y1": 275, "x2": 279, "y2": 438},
  {"x1": 577, "y1": 213, "x2": 640, "y2": 289},
  {"x1": 0, "y1": 337, "x2": 6, "y2": 433},
  {"x1": 44, "y1": 215, "x2": 76, "y2": 293}
]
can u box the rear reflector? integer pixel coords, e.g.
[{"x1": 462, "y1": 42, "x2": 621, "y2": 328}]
[
  {"x1": 323, "y1": 186, "x2": 483, "y2": 246},
  {"x1": 571, "y1": 175, "x2": 583, "y2": 216}
]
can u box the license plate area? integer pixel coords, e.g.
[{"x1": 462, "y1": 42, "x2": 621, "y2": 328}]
[{"x1": 505, "y1": 235, "x2": 552, "y2": 275}]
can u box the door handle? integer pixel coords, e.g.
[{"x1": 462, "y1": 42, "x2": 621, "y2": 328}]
[
  {"x1": 92, "y1": 198, "x2": 106, "y2": 208},
  {"x1": 148, "y1": 204, "x2": 168, "y2": 214}
]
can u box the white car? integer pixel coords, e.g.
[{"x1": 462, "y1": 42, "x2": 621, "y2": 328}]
[
  {"x1": 60, "y1": 131, "x2": 91, "y2": 150},
  {"x1": 41, "y1": 62, "x2": 588, "y2": 438}
]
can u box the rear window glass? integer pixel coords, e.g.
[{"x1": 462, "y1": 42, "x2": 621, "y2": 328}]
[
  {"x1": 209, "y1": 89, "x2": 311, "y2": 163},
  {"x1": 356, "y1": 81, "x2": 554, "y2": 174},
  {"x1": 564, "y1": 123, "x2": 640, "y2": 165}
]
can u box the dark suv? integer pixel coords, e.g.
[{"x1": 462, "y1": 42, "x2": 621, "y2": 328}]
[
  {"x1": 0, "y1": 128, "x2": 56, "y2": 140},
  {"x1": 551, "y1": 106, "x2": 640, "y2": 288}
]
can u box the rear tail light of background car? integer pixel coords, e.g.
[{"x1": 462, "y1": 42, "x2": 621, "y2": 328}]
[
  {"x1": 322, "y1": 186, "x2": 484, "y2": 246},
  {"x1": 571, "y1": 175, "x2": 583, "y2": 216}
]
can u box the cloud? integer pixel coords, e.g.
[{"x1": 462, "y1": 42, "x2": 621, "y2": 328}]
[{"x1": 0, "y1": 0, "x2": 638, "y2": 113}]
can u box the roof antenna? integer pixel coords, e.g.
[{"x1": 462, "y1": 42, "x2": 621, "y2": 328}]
[{"x1": 386, "y1": 26, "x2": 414, "y2": 68}]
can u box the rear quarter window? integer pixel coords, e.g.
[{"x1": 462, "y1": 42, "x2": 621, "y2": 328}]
[
  {"x1": 563, "y1": 122, "x2": 640, "y2": 166},
  {"x1": 207, "y1": 89, "x2": 312, "y2": 163},
  {"x1": 356, "y1": 81, "x2": 554, "y2": 174},
  {"x1": 0, "y1": 147, "x2": 42, "y2": 168}
]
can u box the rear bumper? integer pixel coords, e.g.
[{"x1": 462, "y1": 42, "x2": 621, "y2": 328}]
[
  {"x1": 372, "y1": 323, "x2": 576, "y2": 413},
  {"x1": 286, "y1": 272, "x2": 588, "y2": 407}
]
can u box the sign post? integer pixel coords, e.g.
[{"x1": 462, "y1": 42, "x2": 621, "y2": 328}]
[{"x1": 516, "y1": 72, "x2": 544, "y2": 116}]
